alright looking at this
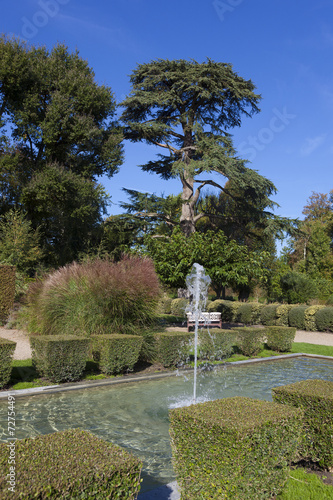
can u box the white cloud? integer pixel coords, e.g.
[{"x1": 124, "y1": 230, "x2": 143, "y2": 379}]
[{"x1": 300, "y1": 134, "x2": 327, "y2": 156}]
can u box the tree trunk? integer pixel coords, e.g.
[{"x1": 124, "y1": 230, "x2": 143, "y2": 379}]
[{"x1": 180, "y1": 169, "x2": 196, "y2": 237}]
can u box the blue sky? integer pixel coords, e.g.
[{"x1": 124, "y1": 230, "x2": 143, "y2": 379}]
[{"x1": 2, "y1": 0, "x2": 333, "y2": 228}]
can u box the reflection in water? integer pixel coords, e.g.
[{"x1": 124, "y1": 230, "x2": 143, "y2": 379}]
[{"x1": 0, "y1": 357, "x2": 332, "y2": 493}]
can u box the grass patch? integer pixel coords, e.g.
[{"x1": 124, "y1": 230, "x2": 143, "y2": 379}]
[
  {"x1": 291, "y1": 343, "x2": 333, "y2": 357},
  {"x1": 277, "y1": 468, "x2": 333, "y2": 499}
]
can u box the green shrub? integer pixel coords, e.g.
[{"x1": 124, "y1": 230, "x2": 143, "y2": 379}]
[
  {"x1": 233, "y1": 327, "x2": 265, "y2": 356},
  {"x1": 272, "y1": 379, "x2": 333, "y2": 469},
  {"x1": 265, "y1": 326, "x2": 296, "y2": 352},
  {"x1": 169, "y1": 397, "x2": 303, "y2": 500},
  {"x1": 0, "y1": 338, "x2": 16, "y2": 388},
  {"x1": 91, "y1": 334, "x2": 143, "y2": 375},
  {"x1": 0, "y1": 265, "x2": 16, "y2": 323},
  {"x1": 207, "y1": 300, "x2": 241, "y2": 322},
  {"x1": 0, "y1": 428, "x2": 142, "y2": 499},
  {"x1": 30, "y1": 335, "x2": 89, "y2": 383},
  {"x1": 280, "y1": 272, "x2": 317, "y2": 304},
  {"x1": 198, "y1": 329, "x2": 235, "y2": 360},
  {"x1": 304, "y1": 305, "x2": 325, "y2": 331},
  {"x1": 156, "y1": 294, "x2": 173, "y2": 314},
  {"x1": 153, "y1": 332, "x2": 194, "y2": 367},
  {"x1": 276, "y1": 304, "x2": 295, "y2": 327},
  {"x1": 315, "y1": 307, "x2": 333, "y2": 332},
  {"x1": 170, "y1": 298, "x2": 189, "y2": 317},
  {"x1": 236, "y1": 303, "x2": 263, "y2": 325},
  {"x1": 20, "y1": 256, "x2": 161, "y2": 336},
  {"x1": 288, "y1": 305, "x2": 308, "y2": 330},
  {"x1": 260, "y1": 304, "x2": 279, "y2": 325}
]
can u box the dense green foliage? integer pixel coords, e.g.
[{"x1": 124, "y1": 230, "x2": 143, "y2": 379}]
[
  {"x1": 0, "y1": 264, "x2": 15, "y2": 322},
  {"x1": 288, "y1": 305, "x2": 308, "y2": 330},
  {"x1": 170, "y1": 298, "x2": 189, "y2": 317},
  {"x1": 272, "y1": 380, "x2": 333, "y2": 469},
  {"x1": 0, "y1": 337, "x2": 16, "y2": 388},
  {"x1": 21, "y1": 256, "x2": 161, "y2": 336},
  {"x1": 153, "y1": 332, "x2": 193, "y2": 367},
  {"x1": 198, "y1": 329, "x2": 235, "y2": 360},
  {"x1": 280, "y1": 272, "x2": 317, "y2": 304},
  {"x1": 265, "y1": 326, "x2": 296, "y2": 352},
  {"x1": 315, "y1": 307, "x2": 333, "y2": 332},
  {"x1": 0, "y1": 37, "x2": 123, "y2": 266},
  {"x1": 169, "y1": 397, "x2": 303, "y2": 499},
  {"x1": 30, "y1": 335, "x2": 89, "y2": 383},
  {"x1": 233, "y1": 327, "x2": 265, "y2": 356},
  {"x1": 260, "y1": 304, "x2": 279, "y2": 325},
  {"x1": 0, "y1": 429, "x2": 142, "y2": 499},
  {"x1": 91, "y1": 334, "x2": 143, "y2": 374}
]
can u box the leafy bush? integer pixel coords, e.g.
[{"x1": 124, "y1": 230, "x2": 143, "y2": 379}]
[
  {"x1": 0, "y1": 338, "x2": 16, "y2": 388},
  {"x1": 198, "y1": 329, "x2": 235, "y2": 360},
  {"x1": 91, "y1": 334, "x2": 143, "y2": 374},
  {"x1": 272, "y1": 380, "x2": 333, "y2": 469},
  {"x1": 260, "y1": 304, "x2": 279, "y2": 325},
  {"x1": 265, "y1": 326, "x2": 296, "y2": 352},
  {"x1": 153, "y1": 332, "x2": 193, "y2": 367},
  {"x1": 156, "y1": 294, "x2": 173, "y2": 314},
  {"x1": 233, "y1": 327, "x2": 265, "y2": 356},
  {"x1": 276, "y1": 304, "x2": 295, "y2": 327},
  {"x1": 315, "y1": 307, "x2": 333, "y2": 332},
  {"x1": 0, "y1": 429, "x2": 142, "y2": 499},
  {"x1": 207, "y1": 300, "x2": 241, "y2": 322},
  {"x1": 236, "y1": 303, "x2": 263, "y2": 325},
  {"x1": 304, "y1": 305, "x2": 325, "y2": 331},
  {"x1": 170, "y1": 298, "x2": 189, "y2": 317},
  {"x1": 169, "y1": 397, "x2": 303, "y2": 499},
  {"x1": 288, "y1": 305, "x2": 308, "y2": 330},
  {"x1": 30, "y1": 335, "x2": 89, "y2": 383},
  {"x1": 0, "y1": 265, "x2": 16, "y2": 323},
  {"x1": 21, "y1": 256, "x2": 161, "y2": 336},
  {"x1": 280, "y1": 272, "x2": 317, "y2": 304}
]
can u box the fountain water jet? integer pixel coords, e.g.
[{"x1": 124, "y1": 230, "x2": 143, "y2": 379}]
[{"x1": 185, "y1": 263, "x2": 211, "y2": 403}]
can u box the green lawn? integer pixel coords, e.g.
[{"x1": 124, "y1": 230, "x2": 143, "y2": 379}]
[{"x1": 277, "y1": 469, "x2": 333, "y2": 499}]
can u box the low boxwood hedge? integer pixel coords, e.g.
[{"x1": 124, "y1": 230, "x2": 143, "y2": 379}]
[
  {"x1": 236, "y1": 303, "x2": 263, "y2": 325},
  {"x1": 276, "y1": 305, "x2": 295, "y2": 327},
  {"x1": 207, "y1": 300, "x2": 241, "y2": 322},
  {"x1": 0, "y1": 428, "x2": 142, "y2": 499},
  {"x1": 91, "y1": 334, "x2": 143, "y2": 375},
  {"x1": 30, "y1": 335, "x2": 89, "y2": 383},
  {"x1": 153, "y1": 332, "x2": 194, "y2": 367},
  {"x1": 169, "y1": 397, "x2": 303, "y2": 499},
  {"x1": 265, "y1": 326, "x2": 296, "y2": 352},
  {"x1": 0, "y1": 338, "x2": 16, "y2": 388},
  {"x1": 315, "y1": 306, "x2": 333, "y2": 332},
  {"x1": 232, "y1": 327, "x2": 265, "y2": 357},
  {"x1": 260, "y1": 304, "x2": 279, "y2": 325},
  {"x1": 198, "y1": 329, "x2": 235, "y2": 361},
  {"x1": 272, "y1": 379, "x2": 333, "y2": 469},
  {"x1": 304, "y1": 305, "x2": 325, "y2": 331},
  {"x1": 288, "y1": 305, "x2": 308, "y2": 330}
]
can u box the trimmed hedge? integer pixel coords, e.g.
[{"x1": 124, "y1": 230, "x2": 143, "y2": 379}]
[
  {"x1": 0, "y1": 265, "x2": 16, "y2": 323},
  {"x1": 235, "y1": 303, "x2": 263, "y2": 325},
  {"x1": 260, "y1": 304, "x2": 279, "y2": 325},
  {"x1": 265, "y1": 326, "x2": 296, "y2": 352},
  {"x1": 30, "y1": 335, "x2": 89, "y2": 383},
  {"x1": 153, "y1": 332, "x2": 193, "y2": 367},
  {"x1": 288, "y1": 305, "x2": 308, "y2": 330},
  {"x1": 272, "y1": 379, "x2": 333, "y2": 469},
  {"x1": 169, "y1": 397, "x2": 303, "y2": 499},
  {"x1": 233, "y1": 327, "x2": 265, "y2": 357},
  {"x1": 207, "y1": 300, "x2": 241, "y2": 322},
  {"x1": 304, "y1": 305, "x2": 325, "y2": 331},
  {"x1": 0, "y1": 428, "x2": 142, "y2": 499},
  {"x1": 156, "y1": 295, "x2": 173, "y2": 314},
  {"x1": 91, "y1": 334, "x2": 143, "y2": 375},
  {"x1": 315, "y1": 307, "x2": 333, "y2": 332},
  {"x1": 276, "y1": 304, "x2": 295, "y2": 327},
  {"x1": 0, "y1": 338, "x2": 16, "y2": 388},
  {"x1": 198, "y1": 329, "x2": 235, "y2": 361},
  {"x1": 170, "y1": 298, "x2": 189, "y2": 318}
]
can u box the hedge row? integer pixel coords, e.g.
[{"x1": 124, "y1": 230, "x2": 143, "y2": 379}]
[
  {"x1": 0, "y1": 338, "x2": 16, "y2": 388},
  {"x1": 0, "y1": 428, "x2": 142, "y2": 499},
  {"x1": 0, "y1": 265, "x2": 16, "y2": 323}
]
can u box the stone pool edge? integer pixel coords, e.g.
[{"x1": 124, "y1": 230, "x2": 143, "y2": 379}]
[{"x1": 1, "y1": 352, "x2": 332, "y2": 399}]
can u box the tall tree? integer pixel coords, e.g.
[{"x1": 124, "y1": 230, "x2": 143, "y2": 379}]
[
  {"x1": 120, "y1": 58, "x2": 276, "y2": 236},
  {"x1": 0, "y1": 36, "x2": 123, "y2": 265}
]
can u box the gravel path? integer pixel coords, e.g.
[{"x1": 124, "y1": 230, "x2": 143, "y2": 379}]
[{"x1": 0, "y1": 326, "x2": 333, "y2": 360}]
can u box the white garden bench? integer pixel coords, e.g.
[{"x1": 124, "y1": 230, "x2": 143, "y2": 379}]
[{"x1": 186, "y1": 312, "x2": 222, "y2": 332}]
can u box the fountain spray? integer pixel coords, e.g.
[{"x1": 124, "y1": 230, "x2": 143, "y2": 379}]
[{"x1": 186, "y1": 263, "x2": 211, "y2": 403}]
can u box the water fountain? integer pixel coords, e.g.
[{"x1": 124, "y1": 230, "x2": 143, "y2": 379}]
[{"x1": 185, "y1": 263, "x2": 211, "y2": 403}]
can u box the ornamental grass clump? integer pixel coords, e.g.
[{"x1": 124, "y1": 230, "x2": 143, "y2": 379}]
[
  {"x1": 21, "y1": 256, "x2": 161, "y2": 337},
  {"x1": 169, "y1": 397, "x2": 303, "y2": 499}
]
